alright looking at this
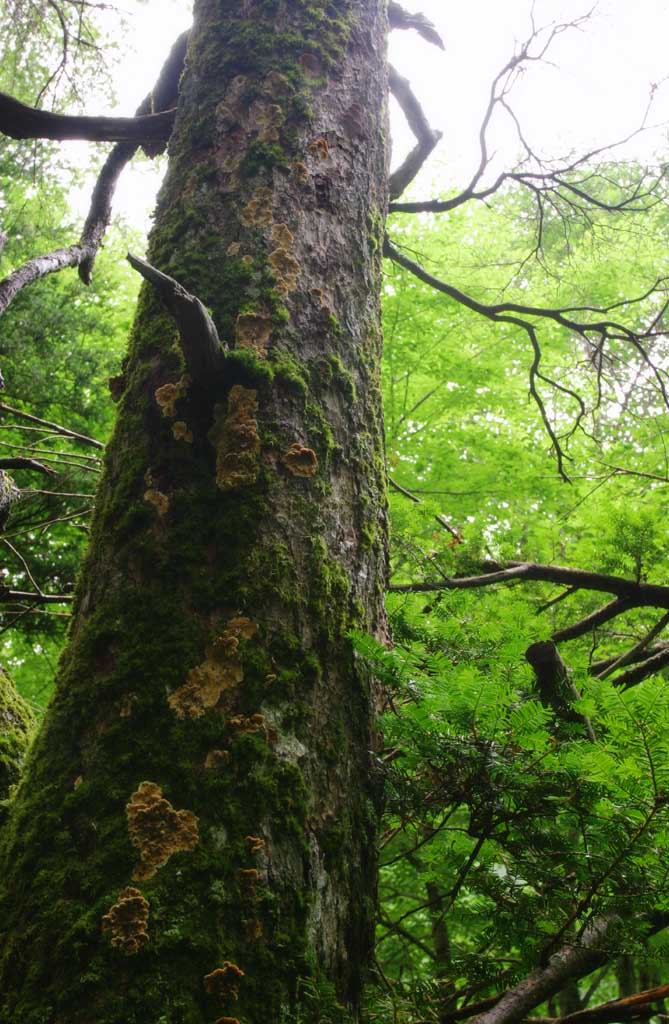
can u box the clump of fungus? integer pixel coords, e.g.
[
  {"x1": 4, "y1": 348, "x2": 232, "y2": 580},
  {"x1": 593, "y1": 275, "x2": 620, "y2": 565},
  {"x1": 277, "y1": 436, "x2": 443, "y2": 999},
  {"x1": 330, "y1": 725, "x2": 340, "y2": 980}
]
[
  {"x1": 208, "y1": 386, "x2": 261, "y2": 492},
  {"x1": 102, "y1": 886, "x2": 150, "y2": 955},
  {"x1": 205, "y1": 748, "x2": 231, "y2": 770},
  {"x1": 228, "y1": 713, "x2": 267, "y2": 736},
  {"x1": 126, "y1": 781, "x2": 199, "y2": 881},
  {"x1": 168, "y1": 616, "x2": 258, "y2": 719},
  {"x1": 155, "y1": 375, "x2": 189, "y2": 418},
  {"x1": 204, "y1": 962, "x2": 245, "y2": 1003},
  {"x1": 172, "y1": 421, "x2": 193, "y2": 443},
  {"x1": 241, "y1": 186, "x2": 273, "y2": 227},
  {"x1": 269, "y1": 247, "x2": 299, "y2": 293},
  {"x1": 271, "y1": 222, "x2": 294, "y2": 249},
  {"x1": 226, "y1": 241, "x2": 241, "y2": 257},
  {"x1": 143, "y1": 489, "x2": 169, "y2": 517},
  {"x1": 308, "y1": 136, "x2": 329, "y2": 160},
  {"x1": 235, "y1": 312, "x2": 272, "y2": 356},
  {"x1": 293, "y1": 161, "x2": 309, "y2": 184},
  {"x1": 281, "y1": 443, "x2": 318, "y2": 477},
  {"x1": 246, "y1": 835, "x2": 266, "y2": 853}
]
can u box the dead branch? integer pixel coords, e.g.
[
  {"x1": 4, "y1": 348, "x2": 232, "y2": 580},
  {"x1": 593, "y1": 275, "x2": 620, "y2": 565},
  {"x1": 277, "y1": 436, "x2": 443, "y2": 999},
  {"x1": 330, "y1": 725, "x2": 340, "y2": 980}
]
[
  {"x1": 0, "y1": 457, "x2": 56, "y2": 475},
  {"x1": 126, "y1": 253, "x2": 224, "y2": 381},
  {"x1": 549, "y1": 984, "x2": 669, "y2": 1024},
  {"x1": 0, "y1": 29, "x2": 188, "y2": 314},
  {"x1": 0, "y1": 402, "x2": 102, "y2": 450},
  {"x1": 593, "y1": 611, "x2": 669, "y2": 680},
  {"x1": 389, "y1": 15, "x2": 663, "y2": 229},
  {"x1": 388, "y1": 1, "x2": 444, "y2": 49},
  {"x1": 388, "y1": 65, "x2": 442, "y2": 200},
  {"x1": 0, "y1": 91, "x2": 175, "y2": 143},
  {"x1": 388, "y1": 474, "x2": 462, "y2": 541},
  {"x1": 0, "y1": 586, "x2": 72, "y2": 605}
]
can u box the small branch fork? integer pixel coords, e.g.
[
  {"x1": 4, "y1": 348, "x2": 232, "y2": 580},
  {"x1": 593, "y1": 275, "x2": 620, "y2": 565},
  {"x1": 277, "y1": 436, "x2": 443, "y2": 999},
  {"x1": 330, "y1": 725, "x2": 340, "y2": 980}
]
[{"x1": 391, "y1": 559, "x2": 669, "y2": 688}]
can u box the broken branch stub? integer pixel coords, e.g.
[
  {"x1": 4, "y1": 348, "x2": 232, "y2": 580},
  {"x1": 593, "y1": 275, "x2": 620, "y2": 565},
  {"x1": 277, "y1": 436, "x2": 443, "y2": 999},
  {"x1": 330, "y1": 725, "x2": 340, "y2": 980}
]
[{"x1": 126, "y1": 253, "x2": 224, "y2": 381}]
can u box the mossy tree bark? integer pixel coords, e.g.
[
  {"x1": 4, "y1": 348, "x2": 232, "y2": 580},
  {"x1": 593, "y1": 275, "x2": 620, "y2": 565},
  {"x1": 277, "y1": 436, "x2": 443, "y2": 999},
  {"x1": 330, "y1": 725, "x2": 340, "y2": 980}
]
[{"x1": 0, "y1": 2, "x2": 389, "y2": 1022}]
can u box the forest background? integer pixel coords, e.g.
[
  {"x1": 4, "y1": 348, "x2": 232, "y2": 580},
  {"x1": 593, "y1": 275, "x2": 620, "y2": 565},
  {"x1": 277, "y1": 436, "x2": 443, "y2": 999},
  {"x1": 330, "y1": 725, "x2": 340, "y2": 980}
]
[{"x1": 4, "y1": 0, "x2": 669, "y2": 1020}]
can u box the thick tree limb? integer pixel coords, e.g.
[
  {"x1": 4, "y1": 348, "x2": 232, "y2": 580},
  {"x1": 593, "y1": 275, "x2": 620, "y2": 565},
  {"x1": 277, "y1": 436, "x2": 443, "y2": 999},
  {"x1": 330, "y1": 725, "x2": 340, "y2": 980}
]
[
  {"x1": 389, "y1": 560, "x2": 669, "y2": 608},
  {"x1": 553, "y1": 983, "x2": 669, "y2": 1024},
  {"x1": 126, "y1": 253, "x2": 224, "y2": 380},
  {"x1": 78, "y1": 29, "x2": 188, "y2": 281},
  {"x1": 388, "y1": 1, "x2": 445, "y2": 49},
  {"x1": 468, "y1": 917, "x2": 615, "y2": 1024},
  {"x1": 388, "y1": 65, "x2": 442, "y2": 200},
  {"x1": 525, "y1": 640, "x2": 596, "y2": 741},
  {"x1": 0, "y1": 91, "x2": 175, "y2": 143}
]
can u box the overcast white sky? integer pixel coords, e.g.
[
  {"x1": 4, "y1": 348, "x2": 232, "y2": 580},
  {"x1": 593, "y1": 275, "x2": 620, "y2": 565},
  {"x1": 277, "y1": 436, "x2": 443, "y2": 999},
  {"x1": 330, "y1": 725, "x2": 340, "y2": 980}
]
[{"x1": 77, "y1": 0, "x2": 669, "y2": 227}]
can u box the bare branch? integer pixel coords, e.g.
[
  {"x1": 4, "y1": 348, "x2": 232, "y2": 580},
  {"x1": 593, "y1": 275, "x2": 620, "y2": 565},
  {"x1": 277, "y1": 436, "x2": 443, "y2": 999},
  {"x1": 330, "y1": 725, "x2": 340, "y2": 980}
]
[
  {"x1": 126, "y1": 253, "x2": 224, "y2": 381},
  {"x1": 0, "y1": 586, "x2": 72, "y2": 605},
  {"x1": 0, "y1": 403, "x2": 103, "y2": 449},
  {"x1": 388, "y1": 1, "x2": 445, "y2": 49},
  {"x1": 593, "y1": 611, "x2": 669, "y2": 680},
  {"x1": 389, "y1": 560, "x2": 669, "y2": 610},
  {"x1": 0, "y1": 457, "x2": 56, "y2": 475},
  {"x1": 0, "y1": 29, "x2": 189, "y2": 314},
  {"x1": 383, "y1": 236, "x2": 669, "y2": 478},
  {"x1": 609, "y1": 646, "x2": 669, "y2": 690},
  {"x1": 388, "y1": 474, "x2": 462, "y2": 541},
  {"x1": 0, "y1": 90, "x2": 175, "y2": 143},
  {"x1": 388, "y1": 66, "x2": 442, "y2": 199}
]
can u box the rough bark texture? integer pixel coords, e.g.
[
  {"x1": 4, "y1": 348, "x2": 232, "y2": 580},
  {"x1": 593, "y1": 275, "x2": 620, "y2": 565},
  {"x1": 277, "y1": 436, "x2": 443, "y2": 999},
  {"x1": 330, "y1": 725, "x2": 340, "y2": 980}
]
[
  {"x1": 0, "y1": 2, "x2": 388, "y2": 1021},
  {"x1": 0, "y1": 664, "x2": 34, "y2": 809}
]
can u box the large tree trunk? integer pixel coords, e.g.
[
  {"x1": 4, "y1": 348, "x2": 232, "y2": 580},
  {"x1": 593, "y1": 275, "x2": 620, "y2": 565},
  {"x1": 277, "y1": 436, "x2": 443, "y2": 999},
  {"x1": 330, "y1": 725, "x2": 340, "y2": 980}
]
[{"x1": 0, "y1": 2, "x2": 389, "y2": 1020}]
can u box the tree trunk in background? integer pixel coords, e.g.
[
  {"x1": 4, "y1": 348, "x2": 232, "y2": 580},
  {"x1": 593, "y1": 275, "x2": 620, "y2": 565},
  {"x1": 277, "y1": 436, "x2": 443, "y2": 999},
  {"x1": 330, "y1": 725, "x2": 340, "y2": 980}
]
[{"x1": 0, "y1": 2, "x2": 388, "y2": 1020}]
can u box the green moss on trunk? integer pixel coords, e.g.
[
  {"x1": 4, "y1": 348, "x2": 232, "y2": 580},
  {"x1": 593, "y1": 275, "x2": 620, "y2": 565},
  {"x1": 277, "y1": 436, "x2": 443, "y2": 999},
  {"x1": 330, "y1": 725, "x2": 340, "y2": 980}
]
[{"x1": 0, "y1": 2, "x2": 389, "y2": 1020}]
